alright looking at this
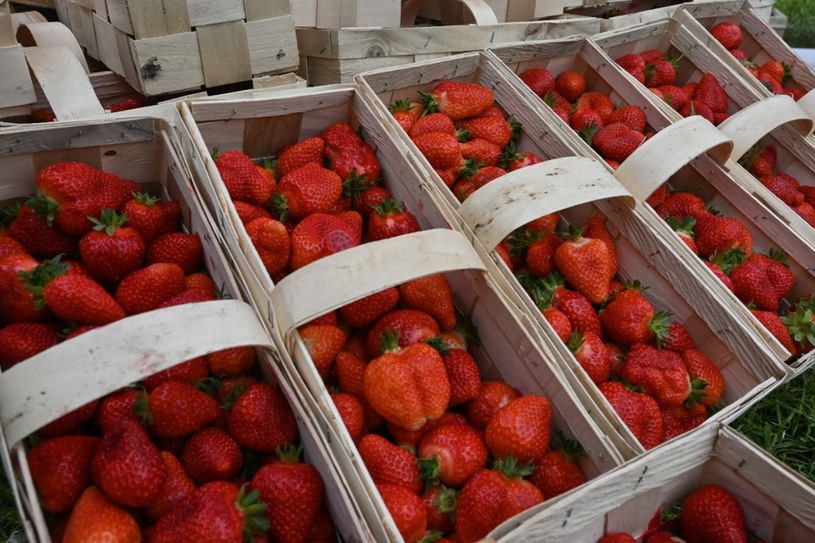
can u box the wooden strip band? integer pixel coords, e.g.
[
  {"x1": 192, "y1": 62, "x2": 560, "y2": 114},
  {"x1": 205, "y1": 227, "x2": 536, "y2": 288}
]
[
  {"x1": 799, "y1": 89, "x2": 815, "y2": 123},
  {"x1": 16, "y1": 21, "x2": 89, "y2": 73}
]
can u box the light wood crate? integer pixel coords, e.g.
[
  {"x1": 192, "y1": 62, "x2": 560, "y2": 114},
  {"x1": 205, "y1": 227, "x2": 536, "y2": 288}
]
[
  {"x1": 177, "y1": 84, "x2": 628, "y2": 541},
  {"x1": 0, "y1": 1, "x2": 38, "y2": 119},
  {"x1": 355, "y1": 51, "x2": 784, "y2": 457},
  {"x1": 493, "y1": 422, "x2": 815, "y2": 541},
  {"x1": 0, "y1": 114, "x2": 372, "y2": 543},
  {"x1": 55, "y1": 0, "x2": 298, "y2": 97},
  {"x1": 487, "y1": 36, "x2": 815, "y2": 375}
]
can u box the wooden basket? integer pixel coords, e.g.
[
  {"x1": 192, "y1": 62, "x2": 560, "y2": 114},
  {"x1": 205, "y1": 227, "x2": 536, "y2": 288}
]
[
  {"x1": 354, "y1": 51, "x2": 783, "y2": 457},
  {"x1": 0, "y1": 115, "x2": 371, "y2": 543},
  {"x1": 176, "y1": 85, "x2": 628, "y2": 541},
  {"x1": 491, "y1": 422, "x2": 815, "y2": 541},
  {"x1": 486, "y1": 36, "x2": 815, "y2": 374}
]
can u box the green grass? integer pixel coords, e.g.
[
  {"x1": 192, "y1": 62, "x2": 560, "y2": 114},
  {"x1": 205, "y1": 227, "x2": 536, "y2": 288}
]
[
  {"x1": 1, "y1": 469, "x2": 25, "y2": 543},
  {"x1": 731, "y1": 368, "x2": 815, "y2": 482},
  {"x1": 776, "y1": 0, "x2": 815, "y2": 48}
]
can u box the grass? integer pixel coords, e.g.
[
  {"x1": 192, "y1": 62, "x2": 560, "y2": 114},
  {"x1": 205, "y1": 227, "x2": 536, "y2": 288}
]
[
  {"x1": 776, "y1": 0, "x2": 815, "y2": 48},
  {"x1": 730, "y1": 368, "x2": 815, "y2": 482},
  {"x1": 1, "y1": 469, "x2": 25, "y2": 543}
]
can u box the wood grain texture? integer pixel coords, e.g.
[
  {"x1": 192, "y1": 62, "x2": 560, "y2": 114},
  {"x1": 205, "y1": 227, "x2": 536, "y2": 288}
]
[
  {"x1": 131, "y1": 31, "x2": 204, "y2": 95},
  {"x1": 0, "y1": 44, "x2": 36, "y2": 109}
]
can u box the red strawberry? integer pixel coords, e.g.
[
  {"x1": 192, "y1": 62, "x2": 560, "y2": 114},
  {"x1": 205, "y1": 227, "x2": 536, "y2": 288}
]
[
  {"x1": 207, "y1": 346, "x2": 256, "y2": 377},
  {"x1": 145, "y1": 451, "x2": 197, "y2": 522},
  {"x1": 182, "y1": 426, "x2": 243, "y2": 484},
  {"x1": 273, "y1": 163, "x2": 343, "y2": 221},
  {"x1": 459, "y1": 138, "x2": 502, "y2": 167},
  {"x1": 659, "y1": 321, "x2": 696, "y2": 352},
  {"x1": 656, "y1": 85, "x2": 690, "y2": 111},
  {"x1": 366, "y1": 309, "x2": 441, "y2": 359},
  {"x1": 37, "y1": 400, "x2": 98, "y2": 439},
  {"x1": 520, "y1": 68, "x2": 555, "y2": 97},
  {"x1": 277, "y1": 136, "x2": 325, "y2": 176},
  {"x1": 28, "y1": 435, "x2": 100, "y2": 513},
  {"x1": 752, "y1": 308, "x2": 796, "y2": 353},
  {"x1": 600, "y1": 283, "x2": 664, "y2": 346},
  {"x1": 227, "y1": 382, "x2": 298, "y2": 452},
  {"x1": 503, "y1": 148, "x2": 543, "y2": 171},
  {"x1": 339, "y1": 287, "x2": 399, "y2": 328},
  {"x1": 399, "y1": 274, "x2": 456, "y2": 331},
  {"x1": 681, "y1": 348, "x2": 725, "y2": 407},
  {"x1": 758, "y1": 60, "x2": 787, "y2": 84},
  {"x1": 331, "y1": 392, "x2": 366, "y2": 444},
  {"x1": 680, "y1": 484, "x2": 748, "y2": 543},
  {"x1": 359, "y1": 433, "x2": 423, "y2": 493},
  {"x1": 461, "y1": 114, "x2": 512, "y2": 148},
  {"x1": 568, "y1": 331, "x2": 612, "y2": 384},
  {"x1": 645, "y1": 530, "x2": 687, "y2": 542},
  {"x1": 234, "y1": 201, "x2": 271, "y2": 225},
  {"x1": 320, "y1": 123, "x2": 381, "y2": 182},
  {"x1": 334, "y1": 350, "x2": 367, "y2": 395},
  {"x1": 418, "y1": 421, "x2": 488, "y2": 488},
  {"x1": 485, "y1": 394, "x2": 552, "y2": 463},
  {"x1": 147, "y1": 231, "x2": 203, "y2": 275},
  {"x1": 140, "y1": 380, "x2": 219, "y2": 438},
  {"x1": 528, "y1": 436, "x2": 586, "y2": 499},
  {"x1": 609, "y1": 105, "x2": 647, "y2": 132},
  {"x1": 693, "y1": 212, "x2": 753, "y2": 258},
  {"x1": 246, "y1": 217, "x2": 290, "y2": 276},
  {"x1": 157, "y1": 286, "x2": 217, "y2": 307},
  {"x1": 366, "y1": 199, "x2": 420, "y2": 241},
  {"x1": 759, "y1": 172, "x2": 804, "y2": 206},
  {"x1": 667, "y1": 216, "x2": 699, "y2": 254},
  {"x1": 545, "y1": 275, "x2": 605, "y2": 338},
  {"x1": 390, "y1": 99, "x2": 422, "y2": 133},
  {"x1": 289, "y1": 211, "x2": 362, "y2": 270},
  {"x1": 299, "y1": 323, "x2": 347, "y2": 379},
  {"x1": 599, "y1": 533, "x2": 637, "y2": 543},
  {"x1": 215, "y1": 150, "x2": 276, "y2": 206},
  {"x1": 91, "y1": 418, "x2": 166, "y2": 507},
  {"x1": 590, "y1": 123, "x2": 645, "y2": 162},
  {"x1": 377, "y1": 483, "x2": 427, "y2": 543},
  {"x1": 94, "y1": 388, "x2": 142, "y2": 433},
  {"x1": 530, "y1": 286, "x2": 572, "y2": 342},
  {"x1": 711, "y1": 22, "x2": 743, "y2": 50},
  {"x1": 421, "y1": 80, "x2": 494, "y2": 120},
  {"x1": 409, "y1": 112, "x2": 457, "y2": 138},
  {"x1": 114, "y1": 262, "x2": 186, "y2": 315},
  {"x1": 44, "y1": 273, "x2": 126, "y2": 325},
  {"x1": 543, "y1": 90, "x2": 572, "y2": 122},
  {"x1": 0, "y1": 253, "x2": 52, "y2": 323},
  {"x1": 554, "y1": 227, "x2": 615, "y2": 304},
  {"x1": 427, "y1": 341, "x2": 481, "y2": 406},
  {"x1": 0, "y1": 322, "x2": 60, "y2": 370},
  {"x1": 454, "y1": 459, "x2": 544, "y2": 543},
  {"x1": 655, "y1": 192, "x2": 707, "y2": 220},
  {"x1": 62, "y1": 486, "x2": 141, "y2": 543},
  {"x1": 414, "y1": 131, "x2": 464, "y2": 170},
  {"x1": 422, "y1": 484, "x2": 457, "y2": 534},
  {"x1": 464, "y1": 380, "x2": 519, "y2": 431},
  {"x1": 794, "y1": 201, "x2": 815, "y2": 227},
  {"x1": 622, "y1": 343, "x2": 691, "y2": 408},
  {"x1": 694, "y1": 74, "x2": 729, "y2": 113},
  {"x1": 555, "y1": 71, "x2": 586, "y2": 102},
  {"x1": 574, "y1": 91, "x2": 614, "y2": 123},
  {"x1": 599, "y1": 380, "x2": 664, "y2": 449},
  {"x1": 121, "y1": 192, "x2": 170, "y2": 244},
  {"x1": 571, "y1": 107, "x2": 605, "y2": 131},
  {"x1": 617, "y1": 53, "x2": 646, "y2": 72},
  {"x1": 729, "y1": 251, "x2": 793, "y2": 311},
  {"x1": 645, "y1": 59, "x2": 677, "y2": 87},
  {"x1": 662, "y1": 401, "x2": 708, "y2": 441}
]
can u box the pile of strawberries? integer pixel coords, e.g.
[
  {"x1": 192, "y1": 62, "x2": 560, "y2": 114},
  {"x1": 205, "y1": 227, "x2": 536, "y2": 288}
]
[
  {"x1": 598, "y1": 483, "x2": 770, "y2": 542},
  {"x1": 614, "y1": 48, "x2": 732, "y2": 126},
  {"x1": 648, "y1": 185, "x2": 815, "y2": 359},
  {"x1": 518, "y1": 67, "x2": 649, "y2": 168},
  {"x1": 212, "y1": 105, "x2": 592, "y2": 543},
  {"x1": 740, "y1": 142, "x2": 815, "y2": 228},
  {"x1": 710, "y1": 21, "x2": 807, "y2": 100},
  {"x1": 0, "y1": 163, "x2": 334, "y2": 542}
]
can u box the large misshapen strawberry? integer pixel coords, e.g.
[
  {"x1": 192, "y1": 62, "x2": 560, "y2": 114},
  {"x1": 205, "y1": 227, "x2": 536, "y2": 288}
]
[
  {"x1": 554, "y1": 226, "x2": 615, "y2": 305},
  {"x1": 622, "y1": 343, "x2": 691, "y2": 408},
  {"x1": 729, "y1": 250, "x2": 793, "y2": 312},
  {"x1": 420, "y1": 80, "x2": 494, "y2": 121},
  {"x1": 289, "y1": 211, "x2": 363, "y2": 270},
  {"x1": 599, "y1": 380, "x2": 664, "y2": 449},
  {"x1": 62, "y1": 486, "x2": 141, "y2": 543},
  {"x1": 321, "y1": 122, "x2": 382, "y2": 183},
  {"x1": 215, "y1": 150, "x2": 276, "y2": 207}
]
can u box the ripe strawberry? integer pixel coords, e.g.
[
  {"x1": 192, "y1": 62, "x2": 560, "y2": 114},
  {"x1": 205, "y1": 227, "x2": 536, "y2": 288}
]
[
  {"x1": 37, "y1": 400, "x2": 98, "y2": 439},
  {"x1": 599, "y1": 533, "x2": 637, "y2": 543},
  {"x1": 574, "y1": 92, "x2": 614, "y2": 124},
  {"x1": 645, "y1": 59, "x2": 677, "y2": 87},
  {"x1": 600, "y1": 283, "x2": 665, "y2": 346},
  {"x1": 420, "y1": 80, "x2": 494, "y2": 120},
  {"x1": 599, "y1": 380, "x2": 664, "y2": 449},
  {"x1": 729, "y1": 251, "x2": 793, "y2": 311},
  {"x1": 277, "y1": 136, "x2": 325, "y2": 176},
  {"x1": 751, "y1": 308, "x2": 796, "y2": 353},
  {"x1": 555, "y1": 70, "x2": 586, "y2": 101},
  {"x1": 157, "y1": 285, "x2": 217, "y2": 307},
  {"x1": 464, "y1": 380, "x2": 519, "y2": 431},
  {"x1": 181, "y1": 426, "x2": 243, "y2": 484},
  {"x1": 617, "y1": 53, "x2": 646, "y2": 73},
  {"x1": 144, "y1": 451, "x2": 197, "y2": 522},
  {"x1": 543, "y1": 90, "x2": 572, "y2": 122},
  {"x1": 242, "y1": 217, "x2": 290, "y2": 275},
  {"x1": 204, "y1": 346, "x2": 254, "y2": 377},
  {"x1": 299, "y1": 323, "x2": 347, "y2": 379},
  {"x1": 363, "y1": 334, "x2": 450, "y2": 431},
  {"x1": 693, "y1": 212, "x2": 753, "y2": 259},
  {"x1": 680, "y1": 99, "x2": 716, "y2": 123},
  {"x1": 583, "y1": 216, "x2": 619, "y2": 275},
  {"x1": 794, "y1": 201, "x2": 815, "y2": 227},
  {"x1": 377, "y1": 483, "x2": 427, "y2": 543},
  {"x1": 662, "y1": 401, "x2": 708, "y2": 441},
  {"x1": 139, "y1": 380, "x2": 219, "y2": 438},
  {"x1": 454, "y1": 458, "x2": 544, "y2": 543},
  {"x1": 0, "y1": 253, "x2": 51, "y2": 323},
  {"x1": 334, "y1": 350, "x2": 367, "y2": 396},
  {"x1": 94, "y1": 388, "x2": 142, "y2": 434},
  {"x1": 520, "y1": 68, "x2": 555, "y2": 97},
  {"x1": 251, "y1": 445, "x2": 325, "y2": 543},
  {"x1": 681, "y1": 348, "x2": 724, "y2": 407},
  {"x1": 390, "y1": 99, "x2": 421, "y2": 133},
  {"x1": 427, "y1": 341, "x2": 481, "y2": 406},
  {"x1": 273, "y1": 163, "x2": 343, "y2": 221},
  {"x1": 418, "y1": 420, "x2": 488, "y2": 488},
  {"x1": 545, "y1": 274, "x2": 605, "y2": 338},
  {"x1": 215, "y1": 150, "x2": 276, "y2": 206},
  {"x1": 655, "y1": 192, "x2": 707, "y2": 220},
  {"x1": 227, "y1": 382, "x2": 298, "y2": 452},
  {"x1": 609, "y1": 105, "x2": 648, "y2": 132},
  {"x1": 359, "y1": 433, "x2": 423, "y2": 493},
  {"x1": 62, "y1": 486, "x2": 141, "y2": 543},
  {"x1": 114, "y1": 262, "x2": 186, "y2": 315},
  {"x1": 759, "y1": 172, "x2": 804, "y2": 206},
  {"x1": 422, "y1": 484, "x2": 457, "y2": 534},
  {"x1": 460, "y1": 138, "x2": 502, "y2": 167},
  {"x1": 519, "y1": 230, "x2": 563, "y2": 279},
  {"x1": 680, "y1": 483, "x2": 748, "y2": 543},
  {"x1": 667, "y1": 216, "x2": 699, "y2": 254},
  {"x1": 644, "y1": 530, "x2": 687, "y2": 542},
  {"x1": 28, "y1": 435, "x2": 100, "y2": 513},
  {"x1": 528, "y1": 436, "x2": 586, "y2": 499},
  {"x1": 461, "y1": 113, "x2": 512, "y2": 148},
  {"x1": 91, "y1": 418, "x2": 166, "y2": 507},
  {"x1": 571, "y1": 107, "x2": 605, "y2": 131},
  {"x1": 409, "y1": 112, "x2": 457, "y2": 138},
  {"x1": 694, "y1": 74, "x2": 729, "y2": 113},
  {"x1": 711, "y1": 22, "x2": 743, "y2": 50},
  {"x1": 568, "y1": 331, "x2": 612, "y2": 384},
  {"x1": 147, "y1": 231, "x2": 204, "y2": 275},
  {"x1": 43, "y1": 273, "x2": 126, "y2": 325},
  {"x1": 530, "y1": 286, "x2": 572, "y2": 342},
  {"x1": 0, "y1": 322, "x2": 60, "y2": 370},
  {"x1": 158, "y1": 199, "x2": 182, "y2": 233},
  {"x1": 366, "y1": 199, "x2": 421, "y2": 241},
  {"x1": 339, "y1": 287, "x2": 399, "y2": 328},
  {"x1": 656, "y1": 85, "x2": 690, "y2": 111},
  {"x1": 122, "y1": 192, "x2": 172, "y2": 243},
  {"x1": 659, "y1": 321, "x2": 696, "y2": 352},
  {"x1": 399, "y1": 274, "x2": 456, "y2": 331},
  {"x1": 758, "y1": 60, "x2": 787, "y2": 84},
  {"x1": 590, "y1": 123, "x2": 645, "y2": 162},
  {"x1": 234, "y1": 201, "x2": 271, "y2": 225},
  {"x1": 454, "y1": 164, "x2": 506, "y2": 200},
  {"x1": 413, "y1": 131, "x2": 463, "y2": 170},
  {"x1": 554, "y1": 227, "x2": 614, "y2": 304},
  {"x1": 485, "y1": 394, "x2": 552, "y2": 463},
  {"x1": 366, "y1": 309, "x2": 441, "y2": 359},
  {"x1": 331, "y1": 392, "x2": 366, "y2": 443},
  {"x1": 622, "y1": 343, "x2": 691, "y2": 408},
  {"x1": 289, "y1": 211, "x2": 362, "y2": 270}
]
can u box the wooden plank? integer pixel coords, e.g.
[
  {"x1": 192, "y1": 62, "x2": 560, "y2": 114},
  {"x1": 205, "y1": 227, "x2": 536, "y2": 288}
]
[
  {"x1": 105, "y1": 0, "x2": 133, "y2": 34},
  {"x1": 92, "y1": 13, "x2": 125, "y2": 73},
  {"x1": 126, "y1": 0, "x2": 189, "y2": 39},
  {"x1": 243, "y1": 0, "x2": 291, "y2": 20},
  {"x1": 188, "y1": 0, "x2": 244, "y2": 27},
  {"x1": 304, "y1": 55, "x2": 414, "y2": 85},
  {"x1": 0, "y1": 44, "x2": 36, "y2": 108},
  {"x1": 245, "y1": 15, "x2": 298, "y2": 75},
  {"x1": 196, "y1": 20, "x2": 251, "y2": 88},
  {"x1": 291, "y1": 0, "x2": 318, "y2": 26},
  {"x1": 0, "y1": 0, "x2": 15, "y2": 46},
  {"x1": 130, "y1": 31, "x2": 204, "y2": 96}
]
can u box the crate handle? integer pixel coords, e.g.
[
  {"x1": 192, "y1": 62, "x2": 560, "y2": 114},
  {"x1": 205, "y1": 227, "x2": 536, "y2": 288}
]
[
  {"x1": 269, "y1": 229, "x2": 487, "y2": 340},
  {"x1": 613, "y1": 116, "x2": 733, "y2": 201},
  {"x1": 0, "y1": 300, "x2": 273, "y2": 448},
  {"x1": 717, "y1": 94, "x2": 814, "y2": 160},
  {"x1": 457, "y1": 156, "x2": 634, "y2": 251},
  {"x1": 401, "y1": 0, "x2": 499, "y2": 26},
  {"x1": 794, "y1": 89, "x2": 815, "y2": 127}
]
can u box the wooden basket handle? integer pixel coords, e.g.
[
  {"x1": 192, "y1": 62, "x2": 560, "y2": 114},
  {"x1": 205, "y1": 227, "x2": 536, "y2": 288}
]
[
  {"x1": 457, "y1": 157, "x2": 634, "y2": 251},
  {"x1": 716, "y1": 94, "x2": 814, "y2": 160},
  {"x1": 269, "y1": 229, "x2": 487, "y2": 340},
  {"x1": 796, "y1": 88, "x2": 815, "y2": 125},
  {"x1": 0, "y1": 300, "x2": 273, "y2": 448},
  {"x1": 16, "y1": 21, "x2": 89, "y2": 73},
  {"x1": 401, "y1": 0, "x2": 499, "y2": 26},
  {"x1": 613, "y1": 116, "x2": 734, "y2": 201}
]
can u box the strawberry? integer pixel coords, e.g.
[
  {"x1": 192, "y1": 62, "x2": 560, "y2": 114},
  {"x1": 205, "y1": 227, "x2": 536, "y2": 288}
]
[
  {"x1": 427, "y1": 341, "x2": 481, "y2": 406},
  {"x1": 520, "y1": 68, "x2": 555, "y2": 97},
  {"x1": 139, "y1": 380, "x2": 219, "y2": 438},
  {"x1": 251, "y1": 444, "x2": 325, "y2": 543},
  {"x1": 207, "y1": 346, "x2": 256, "y2": 377},
  {"x1": 583, "y1": 216, "x2": 619, "y2": 276},
  {"x1": 517, "y1": 229, "x2": 562, "y2": 279},
  {"x1": 680, "y1": 484, "x2": 748, "y2": 543},
  {"x1": 485, "y1": 394, "x2": 552, "y2": 463},
  {"x1": 390, "y1": 99, "x2": 421, "y2": 133},
  {"x1": 28, "y1": 435, "x2": 100, "y2": 513},
  {"x1": 454, "y1": 458, "x2": 544, "y2": 543},
  {"x1": 568, "y1": 331, "x2": 612, "y2": 384},
  {"x1": 289, "y1": 211, "x2": 362, "y2": 270},
  {"x1": 62, "y1": 486, "x2": 141, "y2": 543},
  {"x1": 158, "y1": 199, "x2": 182, "y2": 232},
  {"x1": 44, "y1": 273, "x2": 126, "y2": 325},
  {"x1": 234, "y1": 201, "x2": 271, "y2": 225},
  {"x1": 461, "y1": 113, "x2": 512, "y2": 149},
  {"x1": 91, "y1": 418, "x2": 166, "y2": 507},
  {"x1": 657, "y1": 85, "x2": 690, "y2": 111},
  {"x1": 0, "y1": 231, "x2": 26, "y2": 259},
  {"x1": 299, "y1": 323, "x2": 347, "y2": 379},
  {"x1": 366, "y1": 199, "x2": 421, "y2": 241},
  {"x1": 622, "y1": 343, "x2": 691, "y2": 408},
  {"x1": 331, "y1": 392, "x2": 366, "y2": 443},
  {"x1": 681, "y1": 348, "x2": 724, "y2": 407},
  {"x1": 94, "y1": 388, "x2": 142, "y2": 433},
  {"x1": 422, "y1": 484, "x2": 457, "y2": 534},
  {"x1": 377, "y1": 483, "x2": 427, "y2": 543},
  {"x1": 530, "y1": 286, "x2": 572, "y2": 342},
  {"x1": 244, "y1": 217, "x2": 291, "y2": 276},
  {"x1": 599, "y1": 534, "x2": 637, "y2": 543},
  {"x1": 659, "y1": 321, "x2": 696, "y2": 352},
  {"x1": 464, "y1": 380, "x2": 519, "y2": 431},
  {"x1": 420, "y1": 80, "x2": 494, "y2": 120},
  {"x1": 793, "y1": 201, "x2": 815, "y2": 227},
  {"x1": 571, "y1": 107, "x2": 604, "y2": 131},
  {"x1": 544, "y1": 274, "x2": 605, "y2": 338},
  {"x1": 655, "y1": 192, "x2": 707, "y2": 220},
  {"x1": 399, "y1": 274, "x2": 456, "y2": 331},
  {"x1": 555, "y1": 71, "x2": 586, "y2": 102},
  {"x1": 751, "y1": 308, "x2": 796, "y2": 353},
  {"x1": 600, "y1": 283, "x2": 666, "y2": 346},
  {"x1": 599, "y1": 380, "x2": 664, "y2": 449},
  {"x1": 334, "y1": 350, "x2": 367, "y2": 395},
  {"x1": 413, "y1": 131, "x2": 464, "y2": 170},
  {"x1": 409, "y1": 112, "x2": 457, "y2": 138},
  {"x1": 121, "y1": 192, "x2": 168, "y2": 244},
  {"x1": 418, "y1": 421, "x2": 488, "y2": 488},
  {"x1": 758, "y1": 60, "x2": 787, "y2": 84},
  {"x1": 616, "y1": 53, "x2": 646, "y2": 73},
  {"x1": 711, "y1": 22, "x2": 743, "y2": 50},
  {"x1": 0, "y1": 253, "x2": 51, "y2": 323},
  {"x1": 147, "y1": 231, "x2": 204, "y2": 275},
  {"x1": 454, "y1": 164, "x2": 506, "y2": 201},
  {"x1": 182, "y1": 426, "x2": 243, "y2": 484},
  {"x1": 590, "y1": 123, "x2": 645, "y2": 162},
  {"x1": 215, "y1": 150, "x2": 276, "y2": 206},
  {"x1": 759, "y1": 172, "x2": 804, "y2": 206},
  {"x1": 662, "y1": 401, "x2": 708, "y2": 441},
  {"x1": 320, "y1": 123, "x2": 381, "y2": 182},
  {"x1": 741, "y1": 144, "x2": 776, "y2": 177},
  {"x1": 366, "y1": 309, "x2": 441, "y2": 359},
  {"x1": 276, "y1": 136, "x2": 325, "y2": 176},
  {"x1": 693, "y1": 74, "x2": 729, "y2": 113},
  {"x1": 528, "y1": 435, "x2": 586, "y2": 499},
  {"x1": 145, "y1": 451, "x2": 197, "y2": 522},
  {"x1": 543, "y1": 90, "x2": 572, "y2": 122},
  {"x1": 667, "y1": 216, "x2": 698, "y2": 254},
  {"x1": 0, "y1": 321, "x2": 60, "y2": 370},
  {"x1": 37, "y1": 400, "x2": 98, "y2": 439},
  {"x1": 339, "y1": 287, "x2": 399, "y2": 328},
  {"x1": 729, "y1": 251, "x2": 793, "y2": 311},
  {"x1": 645, "y1": 530, "x2": 687, "y2": 542},
  {"x1": 363, "y1": 332, "x2": 450, "y2": 431},
  {"x1": 150, "y1": 481, "x2": 270, "y2": 543},
  {"x1": 554, "y1": 226, "x2": 614, "y2": 304},
  {"x1": 645, "y1": 58, "x2": 677, "y2": 87},
  {"x1": 113, "y1": 262, "x2": 186, "y2": 315},
  {"x1": 273, "y1": 163, "x2": 343, "y2": 221},
  {"x1": 693, "y1": 212, "x2": 753, "y2": 259},
  {"x1": 227, "y1": 382, "x2": 298, "y2": 452},
  {"x1": 359, "y1": 433, "x2": 423, "y2": 493},
  {"x1": 609, "y1": 105, "x2": 647, "y2": 132},
  {"x1": 574, "y1": 92, "x2": 615, "y2": 124},
  {"x1": 459, "y1": 138, "x2": 502, "y2": 167}
]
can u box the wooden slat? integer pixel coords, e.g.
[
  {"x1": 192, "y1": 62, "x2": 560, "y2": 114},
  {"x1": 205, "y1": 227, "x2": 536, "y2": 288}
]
[
  {"x1": 130, "y1": 31, "x2": 204, "y2": 96},
  {"x1": 0, "y1": 43, "x2": 36, "y2": 109},
  {"x1": 245, "y1": 15, "x2": 298, "y2": 76},
  {"x1": 127, "y1": 0, "x2": 189, "y2": 39},
  {"x1": 196, "y1": 20, "x2": 251, "y2": 88},
  {"x1": 188, "y1": 0, "x2": 244, "y2": 27}
]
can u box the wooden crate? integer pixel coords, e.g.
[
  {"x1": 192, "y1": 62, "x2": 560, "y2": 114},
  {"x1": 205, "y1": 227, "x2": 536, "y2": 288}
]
[
  {"x1": 487, "y1": 36, "x2": 815, "y2": 374},
  {"x1": 296, "y1": 15, "x2": 600, "y2": 85},
  {"x1": 0, "y1": 114, "x2": 372, "y2": 543},
  {"x1": 177, "y1": 85, "x2": 627, "y2": 541},
  {"x1": 355, "y1": 51, "x2": 783, "y2": 457},
  {"x1": 293, "y1": 0, "x2": 401, "y2": 28},
  {"x1": 0, "y1": 1, "x2": 39, "y2": 119},
  {"x1": 56, "y1": 0, "x2": 298, "y2": 97},
  {"x1": 493, "y1": 422, "x2": 815, "y2": 541}
]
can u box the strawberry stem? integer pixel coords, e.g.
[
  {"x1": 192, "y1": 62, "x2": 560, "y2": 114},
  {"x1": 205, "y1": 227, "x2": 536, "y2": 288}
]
[{"x1": 237, "y1": 484, "x2": 270, "y2": 538}]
